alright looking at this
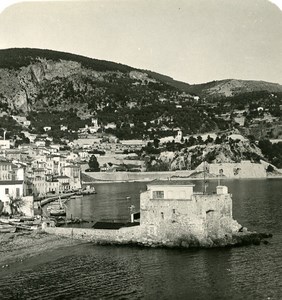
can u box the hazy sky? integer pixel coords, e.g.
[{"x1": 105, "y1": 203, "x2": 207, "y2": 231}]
[{"x1": 0, "y1": 0, "x2": 281, "y2": 84}]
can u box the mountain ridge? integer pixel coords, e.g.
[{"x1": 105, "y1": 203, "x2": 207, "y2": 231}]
[
  {"x1": 1, "y1": 48, "x2": 282, "y2": 98},
  {"x1": 0, "y1": 47, "x2": 281, "y2": 143}
]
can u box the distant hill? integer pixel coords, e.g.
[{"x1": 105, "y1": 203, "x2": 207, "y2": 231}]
[{"x1": 188, "y1": 79, "x2": 282, "y2": 98}]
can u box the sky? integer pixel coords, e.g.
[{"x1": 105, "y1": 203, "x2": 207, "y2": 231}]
[{"x1": 0, "y1": 0, "x2": 281, "y2": 85}]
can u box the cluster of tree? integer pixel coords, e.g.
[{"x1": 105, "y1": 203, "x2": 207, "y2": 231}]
[
  {"x1": 0, "y1": 115, "x2": 23, "y2": 139},
  {"x1": 142, "y1": 135, "x2": 235, "y2": 155},
  {"x1": 28, "y1": 110, "x2": 89, "y2": 134},
  {"x1": 258, "y1": 139, "x2": 282, "y2": 168},
  {"x1": 86, "y1": 155, "x2": 100, "y2": 172},
  {"x1": 88, "y1": 149, "x2": 105, "y2": 155}
]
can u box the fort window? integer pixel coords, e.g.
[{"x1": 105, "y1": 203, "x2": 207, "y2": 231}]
[
  {"x1": 153, "y1": 191, "x2": 164, "y2": 199},
  {"x1": 5, "y1": 188, "x2": 9, "y2": 195},
  {"x1": 172, "y1": 209, "x2": 176, "y2": 214},
  {"x1": 161, "y1": 212, "x2": 164, "y2": 219}
]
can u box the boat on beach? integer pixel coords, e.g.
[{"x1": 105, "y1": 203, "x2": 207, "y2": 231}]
[
  {"x1": 47, "y1": 197, "x2": 66, "y2": 217},
  {"x1": 49, "y1": 208, "x2": 66, "y2": 217},
  {"x1": 0, "y1": 224, "x2": 17, "y2": 233}
]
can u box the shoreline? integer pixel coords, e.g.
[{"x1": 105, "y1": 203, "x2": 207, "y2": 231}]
[
  {"x1": 0, "y1": 227, "x2": 272, "y2": 269},
  {"x1": 0, "y1": 228, "x2": 272, "y2": 267},
  {"x1": 83, "y1": 175, "x2": 282, "y2": 184},
  {"x1": 0, "y1": 231, "x2": 81, "y2": 266}
]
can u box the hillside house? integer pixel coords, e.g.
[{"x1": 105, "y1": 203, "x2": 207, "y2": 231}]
[
  {"x1": 0, "y1": 140, "x2": 10, "y2": 149},
  {"x1": 104, "y1": 123, "x2": 117, "y2": 130},
  {"x1": 60, "y1": 125, "x2": 68, "y2": 131},
  {"x1": 45, "y1": 178, "x2": 59, "y2": 194},
  {"x1": 0, "y1": 159, "x2": 13, "y2": 181},
  {"x1": 62, "y1": 165, "x2": 81, "y2": 190},
  {"x1": 0, "y1": 180, "x2": 25, "y2": 203},
  {"x1": 30, "y1": 168, "x2": 46, "y2": 196},
  {"x1": 56, "y1": 176, "x2": 71, "y2": 193},
  {"x1": 35, "y1": 140, "x2": 46, "y2": 147}
]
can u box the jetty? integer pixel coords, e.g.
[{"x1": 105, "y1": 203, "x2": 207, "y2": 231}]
[{"x1": 37, "y1": 193, "x2": 75, "y2": 207}]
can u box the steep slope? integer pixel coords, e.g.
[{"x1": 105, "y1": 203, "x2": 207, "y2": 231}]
[
  {"x1": 0, "y1": 48, "x2": 221, "y2": 139},
  {"x1": 0, "y1": 48, "x2": 192, "y2": 113}
]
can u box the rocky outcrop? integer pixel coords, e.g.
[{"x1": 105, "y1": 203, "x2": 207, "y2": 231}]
[{"x1": 147, "y1": 140, "x2": 264, "y2": 171}]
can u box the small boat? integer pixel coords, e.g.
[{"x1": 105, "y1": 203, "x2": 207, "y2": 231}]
[
  {"x1": 49, "y1": 208, "x2": 66, "y2": 217},
  {"x1": 70, "y1": 195, "x2": 83, "y2": 199},
  {"x1": 48, "y1": 197, "x2": 66, "y2": 216}
]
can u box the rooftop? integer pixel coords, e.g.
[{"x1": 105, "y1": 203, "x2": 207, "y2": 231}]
[{"x1": 0, "y1": 180, "x2": 24, "y2": 185}]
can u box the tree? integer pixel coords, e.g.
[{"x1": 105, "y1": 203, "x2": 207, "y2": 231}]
[
  {"x1": 153, "y1": 138, "x2": 160, "y2": 148},
  {"x1": 9, "y1": 196, "x2": 23, "y2": 215},
  {"x1": 266, "y1": 165, "x2": 274, "y2": 173},
  {"x1": 214, "y1": 136, "x2": 222, "y2": 144},
  {"x1": 88, "y1": 155, "x2": 100, "y2": 171},
  {"x1": 0, "y1": 200, "x2": 4, "y2": 215},
  {"x1": 197, "y1": 136, "x2": 204, "y2": 145}
]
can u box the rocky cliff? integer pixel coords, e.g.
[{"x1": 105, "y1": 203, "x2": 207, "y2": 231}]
[{"x1": 146, "y1": 139, "x2": 264, "y2": 171}]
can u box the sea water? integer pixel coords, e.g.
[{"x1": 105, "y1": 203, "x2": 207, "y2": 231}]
[{"x1": 0, "y1": 179, "x2": 281, "y2": 299}]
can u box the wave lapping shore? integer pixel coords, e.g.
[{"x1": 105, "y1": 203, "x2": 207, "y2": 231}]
[
  {"x1": 0, "y1": 231, "x2": 80, "y2": 265},
  {"x1": 43, "y1": 226, "x2": 272, "y2": 249}
]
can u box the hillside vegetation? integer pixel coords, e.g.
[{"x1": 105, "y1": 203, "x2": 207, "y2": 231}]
[
  {"x1": 0, "y1": 48, "x2": 225, "y2": 138},
  {"x1": 0, "y1": 48, "x2": 282, "y2": 168}
]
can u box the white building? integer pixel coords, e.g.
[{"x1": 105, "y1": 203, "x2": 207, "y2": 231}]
[{"x1": 0, "y1": 140, "x2": 10, "y2": 149}]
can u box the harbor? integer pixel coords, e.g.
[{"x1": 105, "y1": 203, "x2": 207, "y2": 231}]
[{"x1": 0, "y1": 179, "x2": 281, "y2": 299}]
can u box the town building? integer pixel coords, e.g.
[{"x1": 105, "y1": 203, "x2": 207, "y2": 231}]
[{"x1": 62, "y1": 165, "x2": 81, "y2": 190}]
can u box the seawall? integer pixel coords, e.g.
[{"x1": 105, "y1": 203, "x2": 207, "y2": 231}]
[
  {"x1": 44, "y1": 226, "x2": 142, "y2": 245},
  {"x1": 43, "y1": 225, "x2": 271, "y2": 248},
  {"x1": 82, "y1": 170, "x2": 194, "y2": 182}
]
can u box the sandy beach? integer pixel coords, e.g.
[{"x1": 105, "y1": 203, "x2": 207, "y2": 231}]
[{"x1": 0, "y1": 231, "x2": 81, "y2": 266}]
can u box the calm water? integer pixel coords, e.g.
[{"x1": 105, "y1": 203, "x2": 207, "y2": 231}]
[{"x1": 0, "y1": 179, "x2": 282, "y2": 299}]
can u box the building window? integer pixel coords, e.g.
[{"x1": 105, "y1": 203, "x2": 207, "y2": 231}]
[
  {"x1": 153, "y1": 191, "x2": 164, "y2": 199},
  {"x1": 172, "y1": 209, "x2": 176, "y2": 214},
  {"x1": 16, "y1": 188, "x2": 20, "y2": 197},
  {"x1": 5, "y1": 188, "x2": 9, "y2": 195},
  {"x1": 161, "y1": 212, "x2": 164, "y2": 219}
]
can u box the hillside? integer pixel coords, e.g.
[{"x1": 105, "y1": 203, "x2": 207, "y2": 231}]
[
  {"x1": 0, "y1": 48, "x2": 282, "y2": 143},
  {"x1": 188, "y1": 79, "x2": 282, "y2": 98},
  {"x1": 0, "y1": 48, "x2": 220, "y2": 139},
  {"x1": 144, "y1": 138, "x2": 265, "y2": 171}
]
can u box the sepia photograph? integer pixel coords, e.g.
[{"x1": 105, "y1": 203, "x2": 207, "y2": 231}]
[{"x1": 0, "y1": 0, "x2": 281, "y2": 299}]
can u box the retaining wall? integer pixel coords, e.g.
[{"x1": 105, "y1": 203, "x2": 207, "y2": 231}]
[{"x1": 44, "y1": 225, "x2": 142, "y2": 244}]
